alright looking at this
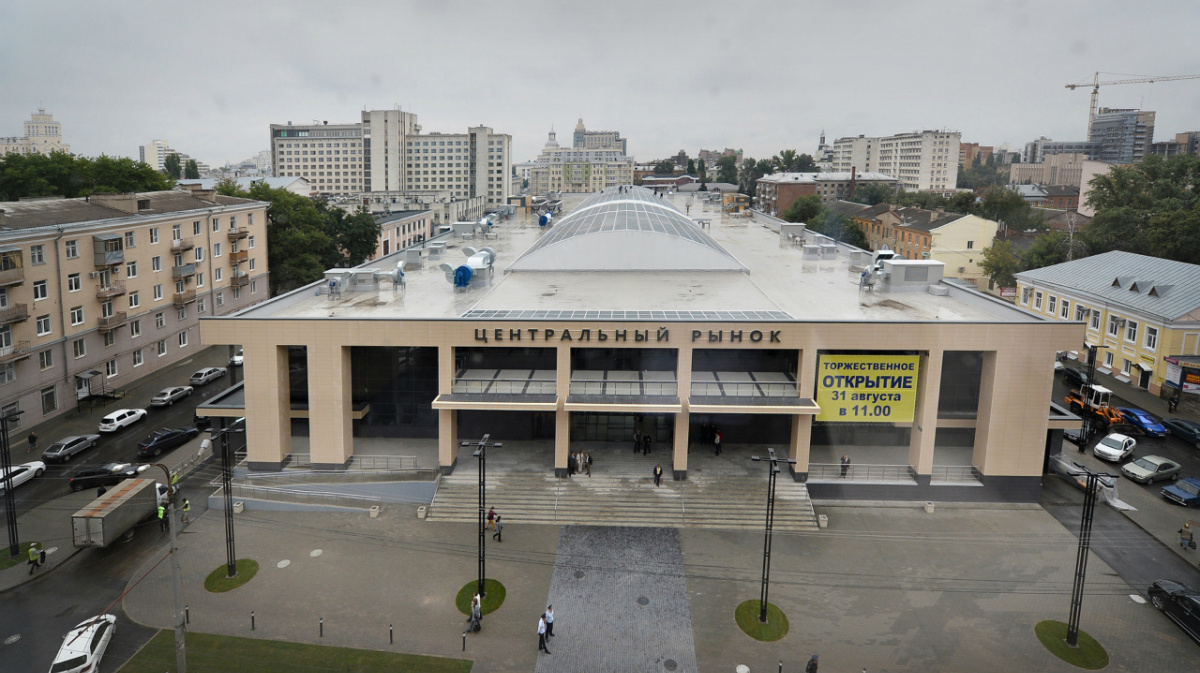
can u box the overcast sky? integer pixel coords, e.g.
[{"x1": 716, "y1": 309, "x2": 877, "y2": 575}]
[{"x1": 4, "y1": 1, "x2": 1199, "y2": 167}]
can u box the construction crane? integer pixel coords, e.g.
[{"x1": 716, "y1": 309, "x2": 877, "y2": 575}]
[{"x1": 1065, "y1": 72, "x2": 1200, "y2": 136}]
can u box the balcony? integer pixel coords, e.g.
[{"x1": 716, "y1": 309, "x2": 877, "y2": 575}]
[
  {"x1": 0, "y1": 340, "x2": 31, "y2": 363},
  {"x1": 95, "y1": 281, "x2": 126, "y2": 299},
  {"x1": 227, "y1": 227, "x2": 250, "y2": 241},
  {"x1": 93, "y1": 249, "x2": 124, "y2": 267},
  {"x1": 0, "y1": 303, "x2": 29, "y2": 325},
  {"x1": 170, "y1": 237, "x2": 195, "y2": 253},
  {"x1": 231, "y1": 272, "x2": 250, "y2": 287},
  {"x1": 229, "y1": 250, "x2": 249, "y2": 264},
  {"x1": 0, "y1": 266, "x2": 24, "y2": 287},
  {"x1": 173, "y1": 289, "x2": 196, "y2": 307},
  {"x1": 98, "y1": 311, "x2": 128, "y2": 331},
  {"x1": 172, "y1": 263, "x2": 197, "y2": 279}
]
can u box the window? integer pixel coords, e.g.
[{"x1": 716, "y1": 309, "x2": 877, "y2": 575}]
[
  {"x1": 152, "y1": 256, "x2": 161, "y2": 272},
  {"x1": 1104, "y1": 351, "x2": 1114, "y2": 368},
  {"x1": 36, "y1": 315, "x2": 50, "y2": 336},
  {"x1": 216, "y1": 291, "x2": 224, "y2": 307},
  {"x1": 1047, "y1": 296, "x2": 1057, "y2": 315},
  {"x1": 215, "y1": 268, "x2": 223, "y2": 282},
  {"x1": 1125, "y1": 320, "x2": 1138, "y2": 343},
  {"x1": 154, "y1": 284, "x2": 163, "y2": 301},
  {"x1": 126, "y1": 261, "x2": 137, "y2": 278},
  {"x1": 1107, "y1": 316, "x2": 1121, "y2": 337},
  {"x1": 249, "y1": 258, "x2": 256, "y2": 271},
  {"x1": 103, "y1": 330, "x2": 115, "y2": 347},
  {"x1": 1145, "y1": 326, "x2": 1158, "y2": 351},
  {"x1": 41, "y1": 386, "x2": 57, "y2": 414},
  {"x1": 178, "y1": 331, "x2": 188, "y2": 348},
  {"x1": 106, "y1": 358, "x2": 118, "y2": 377},
  {"x1": 65, "y1": 240, "x2": 78, "y2": 258},
  {"x1": 251, "y1": 279, "x2": 258, "y2": 293},
  {"x1": 67, "y1": 274, "x2": 80, "y2": 292},
  {"x1": 156, "y1": 339, "x2": 166, "y2": 356},
  {"x1": 128, "y1": 292, "x2": 139, "y2": 309},
  {"x1": 212, "y1": 218, "x2": 220, "y2": 232},
  {"x1": 70, "y1": 307, "x2": 84, "y2": 325},
  {"x1": 130, "y1": 319, "x2": 141, "y2": 338},
  {"x1": 198, "y1": 298, "x2": 206, "y2": 314},
  {"x1": 0, "y1": 363, "x2": 13, "y2": 385},
  {"x1": 213, "y1": 243, "x2": 222, "y2": 257},
  {"x1": 1121, "y1": 359, "x2": 1132, "y2": 375},
  {"x1": 173, "y1": 224, "x2": 182, "y2": 241},
  {"x1": 155, "y1": 312, "x2": 165, "y2": 329},
  {"x1": 1060, "y1": 300, "x2": 1069, "y2": 320},
  {"x1": 196, "y1": 272, "x2": 204, "y2": 288},
  {"x1": 150, "y1": 227, "x2": 159, "y2": 244},
  {"x1": 966, "y1": 241, "x2": 974, "y2": 249},
  {"x1": 1090, "y1": 310, "x2": 1101, "y2": 331},
  {"x1": 33, "y1": 280, "x2": 47, "y2": 300},
  {"x1": 195, "y1": 247, "x2": 204, "y2": 262},
  {"x1": 1033, "y1": 291, "x2": 1043, "y2": 310},
  {"x1": 1075, "y1": 305, "x2": 1088, "y2": 322},
  {"x1": 39, "y1": 349, "x2": 52, "y2": 370},
  {"x1": 124, "y1": 232, "x2": 135, "y2": 248},
  {"x1": 177, "y1": 307, "x2": 187, "y2": 321},
  {"x1": 30, "y1": 245, "x2": 44, "y2": 265},
  {"x1": 73, "y1": 339, "x2": 86, "y2": 359},
  {"x1": 175, "y1": 280, "x2": 185, "y2": 294},
  {"x1": 0, "y1": 402, "x2": 19, "y2": 429},
  {"x1": 249, "y1": 235, "x2": 256, "y2": 249},
  {"x1": 193, "y1": 221, "x2": 202, "y2": 236},
  {"x1": 133, "y1": 349, "x2": 144, "y2": 367},
  {"x1": 1021, "y1": 287, "x2": 1032, "y2": 305}
]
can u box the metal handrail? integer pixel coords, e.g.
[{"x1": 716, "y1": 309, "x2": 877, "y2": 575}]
[
  {"x1": 930, "y1": 465, "x2": 982, "y2": 483},
  {"x1": 690, "y1": 382, "x2": 798, "y2": 397},
  {"x1": 808, "y1": 463, "x2": 917, "y2": 482}
]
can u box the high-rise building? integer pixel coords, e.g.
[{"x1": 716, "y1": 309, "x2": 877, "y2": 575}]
[
  {"x1": 573, "y1": 118, "x2": 627, "y2": 153},
  {"x1": 138, "y1": 140, "x2": 210, "y2": 176},
  {"x1": 832, "y1": 130, "x2": 961, "y2": 192},
  {"x1": 1088, "y1": 108, "x2": 1155, "y2": 164},
  {"x1": 1149, "y1": 131, "x2": 1200, "y2": 158},
  {"x1": 528, "y1": 128, "x2": 634, "y2": 194},
  {"x1": 1, "y1": 108, "x2": 69, "y2": 156}
]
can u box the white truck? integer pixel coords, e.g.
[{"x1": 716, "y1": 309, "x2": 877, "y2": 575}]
[{"x1": 71, "y1": 478, "x2": 169, "y2": 548}]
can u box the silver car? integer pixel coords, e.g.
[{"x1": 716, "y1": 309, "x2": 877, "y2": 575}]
[
  {"x1": 1121, "y1": 455, "x2": 1182, "y2": 484},
  {"x1": 150, "y1": 385, "x2": 193, "y2": 407},
  {"x1": 189, "y1": 366, "x2": 228, "y2": 385},
  {"x1": 41, "y1": 434, "x2": 101, "y2": 463}
]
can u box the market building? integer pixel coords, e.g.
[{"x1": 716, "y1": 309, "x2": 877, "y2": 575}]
[{"x1": 200, "y1": 187, "x2": 1079, "y2": 502}]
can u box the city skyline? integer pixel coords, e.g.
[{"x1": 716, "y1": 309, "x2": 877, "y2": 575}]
[{"x1": 3, "y1": 1, "x2": 1199, "y2": 168}]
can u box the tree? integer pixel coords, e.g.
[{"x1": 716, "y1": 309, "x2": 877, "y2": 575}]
[
  {"x1": 0, "y1": 152, "x2": 172, "y2": 200},
  {"x1": 318, "y1": 202, "x2": 381, "y2": 267},
  {"x1": 214, "y1": 177, "x2": 241, "y2": 196},
  {"x1": 738, "y1": 158, "x2": 773, "y2": 197},
  {"x1": 698, "y1": 158, "x2": 708, "y2": 183},
  {"x1": 715, "y1": 156, "x2": 738, "y2": 185},
  {"x1": 773, "y1": 149, "x2": 818, "y2": 173},
  {"x1": 687, "y1": 158, "x2": 696, "y2": 176},
  {"x1": 164, "y1": 153, "x2": 182, "y2": 180},
  {"x1": 1083, "y1": 154, "x2": 1200, "y2": 263},
  {"x1": 852, "y1": 182, "x2": 894, "y2": 206},
  {"x1": 653, "y1": 160, "x2": 675, "y2": 175},
  {"x1": 1022, "y1": 231, "x2": 1071, "y2": 270},
  {"x1": 782, "y1": 195, "x2": 822, "y2": 224},
  {"x1": 184, "y1": 159, "x2": 200, "y2": 179},
  {"x1": 979, "y1": 187, "x2": 1042, "y2": 231},
  {"x1": 979, "y1": 239, "x2": 1021, "y2": 288},
  {"x1": 947, "y1": 191, "x2": 977, "y2": 214}
]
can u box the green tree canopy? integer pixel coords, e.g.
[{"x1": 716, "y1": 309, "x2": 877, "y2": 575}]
[
  {"x1": 772, "y1": 149, "x2": 817, "y2": 173},
  {"x1": 851, "y1": 182, "x2": 894, "y2": 206},
  {"x1": 164, "y1": 153, "x2": 182, "y2": 179},
  {"x1": 317, "y1": 202, "x2": 381, "y2": 267},
  {"x1": 687, "y1": 158, "x2": 696, "y2": 176},
  {"x1": 715, "y1": 156, "x2": 737, "y2": 185},
  {"x1": 1083, "y1": 154, "x2": 1200, "y2": 263},
  {"x1": 979, "y1": 187, "x2": 1043, "y2": 231},
  {"x1": 653, "y1": 160, "x2": 675, "y2": 175},
  {"x1": 737, "y1": 158, "x2": 773, "y2": 196},
  {"x1": 979, "y1": 239, "x2": 1021, "y2": 288},
  {"x1": 184, "y1": 159, "x2": 200, "y2": 179},
  {"x1": 782, "y1": 195, "x2": 822, "y2": 224},
  {"x1": 0, "y1": 152, "x2": 172, "y2": 200},
  {"x1": 698, "y1": 158, "x2": 708, "y2": 183}
]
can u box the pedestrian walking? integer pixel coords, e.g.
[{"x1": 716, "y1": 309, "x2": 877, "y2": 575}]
[
  {"x1": 567, "y1": 453, "x2": 576, "y2": 477},
  {"x1": 26, "y1": 432, "x2": 36, "y2": 455},
  {"x1": 181, "y1": 498, "x2": 191, "y2": 524},
  {"x1": 643, "y1": 434, "x2": 652, "y2": 455},
  {"x1": 1180, "y1": 523, "x2": 1195, "y2": 550},
  {"x1": 584, "y1": 452, "x2": 592, "y2": 476},
  {"x1": 805, "y1": 654, "x2": 819, "y2": 673},
  {"x1": 468, "y1": 593, "x2": 482, "y2": 632},
  {"x1": 653, "y1": 464, "x2": 663, "y2": 487},
  {"x1": 544, "y1": 605, "x2": 555, "y2": 637},
  {"x1": 714, "y1": 429, "x2": 722, "y2": 456},
  {"x1": 27, "y1": 542, "x2": 41, "y2": 575},
  {"x1": 633, "y1": 430, "x2": 642, "y2": 454},
  {"x1": 158, "y1": 504, "x2": 168, "y2": 531},
  {"x1": 492, "y1": 515, "x2": 503, "y2": 542},
  {"x1": 486, "y1": 507, "x2": 496, "y2": 530},
  {"x1": 1169, "y1": 393, "x2": 1180, "y2": 413},
  {"x1": 840, "y1": 454, "x2": 851, "y2": 478},
  {"x1": 538, "y1": 615, "x2": 551, "y2": 654}
]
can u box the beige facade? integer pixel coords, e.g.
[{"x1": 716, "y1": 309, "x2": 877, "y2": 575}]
[
  {"x1": 1008, "y1": 152, "x2": 1088, "y2": 188},
  {"x1": 528, "y1": 130, "x2": 633, "y2": 195},
  {"x1": 833, "y1": 130, "x2": 960, "y2": 192},
  {"x1": 0, "y1": 189, "x2": 269, "y2": 428},
  {"x1": 0, "y1": 108, "x2": 69, "y2": 157}
]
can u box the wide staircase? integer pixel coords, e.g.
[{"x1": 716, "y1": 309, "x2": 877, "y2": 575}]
[{"x1": 428, "y1": 461, "x2": 819, "y2": 533}]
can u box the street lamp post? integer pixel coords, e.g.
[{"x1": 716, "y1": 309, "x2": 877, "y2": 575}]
[
  {"x1": 461, "y1": 434, "x2": 501, "y2": 597},
  {"x1": 143, "y1": 462, "x2": 187, "y2": 673},
  {"x1": 0, "y1": 411, "x2": 24, "y2": 558},
  {"x1": 200, "y1": 417, "x2": 245, "y2": 578},
  {"x1": 749, "y1": 448, "x2": 796, "y2": 623},
  {"x1": 1066, "y1": 462, "x2": 1116, "y2": 647}
]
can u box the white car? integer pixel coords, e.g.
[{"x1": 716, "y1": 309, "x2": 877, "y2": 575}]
[
  {"x1": 1093, "y1": 432, "x2": 1136, "y2": 462},
  {"x1": 0, "y1": 461, "x2": 45, "y2": 493},
  {"x1": 189, "y1": 366, "x2": 228, "y2": 385},
  {"x1": 49, "y1": 614, "x2": 116, "y2": 673},
  {"x1": 229, "y1": 351, "x2": 243, "y2": 366},
  {"x1": 98, "y1": 408, "x2": 148, "y2": 433},
  {"x1": 150, "y1": 386, "x2": 193, "y2": 407}
]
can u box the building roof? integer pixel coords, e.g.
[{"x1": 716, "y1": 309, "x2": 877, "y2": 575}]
[
  {"x1": 826, "y1": 200, "x2": 871, "y2": 218},
  {"x1": 1015, "y1": 250, "x2": 1200, "y2": 321},
  {"x1": 509, "y1": 186, "x2": 746, "y2": 272},
  {"x1": 1043, "y1": 185, "x2": 1080, "y2": 197},
  {"x1": 894, "y1": 207, "x2": 968, "y2": 232},
  {"x1": 677, "y1": 182, "x2": 738, "y2": 192},
  {"x1": 852, "y1": 203, "x2": 895, "y2": 220},
  {"x1": 178, "y1": 177, "x2": 310, "y2": 192},
  {"x1": 757, "y1": 171, "x2": 898, "y2": 184},
  {"x1": 376, "y1": 210, "x2": 430, "y2": 224},
  {"x1": 0, "y1": 190, "x2": 256, "y2": 231}
]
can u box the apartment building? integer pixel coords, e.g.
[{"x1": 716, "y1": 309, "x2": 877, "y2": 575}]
[
  {"x1": 270, "y1": 110, "x2": 512, "y2": 208},
  {"x1": 0, "y1": 108, "x2": 69, "y2": 157},
  {"x1": 859, "y1": 206, "x2": 998, "y2": 285},
  {"x1": 373, "y1": 210, "x2": 433, "y2": 259},
  {"x1": 0, "y1": 188, "x2": 269, "y2": 428},
  {"x1": 959, "y1": 143, "x2": 993, "y2": 167},
  {"x1": 755, "y1": 171, "x2": 898, "y2": 216},
  {"x1": 1015, "y1": 251, "x2": 1200, "y2": 394},
  {"x1": 138, "y1": 140, "x2": 211, "y2": 175},
  {"x1": 1149, "y1": 131, "x2": 1200, "y2": 158},
  {"x1": 1008, "y1": 152, "x2": 1089, "y2": 187},
  {"x1": 573, "y1": 118, "x2": 627, "y2": 153},
  {"x1": 832, "y1": 130, "x2": 961, "y2": 192},
  {"x1": 528, "y1": 129, "x2": 634, "y2": 194},
  {"x1": 1089, "y1": 108, "x2": 1155, "y2": 164}
]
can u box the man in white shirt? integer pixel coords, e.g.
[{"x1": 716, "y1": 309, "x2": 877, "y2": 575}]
[
  {"x1": 544, "y1": 605, "x2": 555, "y2": 637},
  {"x1": 538, "y1": 615, "x2": 551, "y2": 654}
]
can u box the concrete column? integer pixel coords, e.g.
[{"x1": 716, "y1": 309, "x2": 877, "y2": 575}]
[
  {"x1": 908, "y1": 349, "x2": 943, "y2": 478},
  {"x1": 438, "y1": 409, "x2": 458, "y2": 474},
  {"x1": 555, "y1": 346, "x2": 571, "y2": 477},
  {"x1": 788, "y1": 415, "x2": 812, "y2": 481},
  {"x1": 243, "y1": 344, "x2": 290, "y2": 470},
  {"x1": 673, "y1": 347, "x2": 692, "y2": 479},
  {"x1": 307, "y1": 343, "x2": 353, "y2": 469},
  {"x1": 972, "y1": 352, "x2": 999, "y2": 471}
]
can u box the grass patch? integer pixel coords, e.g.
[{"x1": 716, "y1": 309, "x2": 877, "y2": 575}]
[
  {"x1": 1034, "y1": 620, "x2": 1109, "y2": 670},
  {"x1": 117, "y1": 630, "x2": 471, "y2": 673},
  {"x1": 734, "y1": 600, "x2": 790, "y2": 642},
  {"x1": 203, "y1": 559, "x2": 259, "y2": 593},
  {"x1": 455, "y1": 579, "x2": 506, "y2": 616},
  {"x1": 0, "y1": 542, "x2": 36, "y2": 571}
]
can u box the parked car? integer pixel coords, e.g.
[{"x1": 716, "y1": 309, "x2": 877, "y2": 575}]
[
  {"x1": 41, "y1": 434, "x2": 101, "y2": 463},
  {"x1": 229, "y1": 351, "x2": 243, "y2": 366},
  {"x1": 189, "y1": 366, "x2": 228, "y2": 385},
  {"x1": 1117, "y1": 407, "x2": 1168, "y2": 437},
  {"x1": 68, "y1": 462, "x2": 143, "y2": 492},
  {"x1": 1162, "y1": 477, "x2": 1200, "y2": 507},
  {"x1": 193, "y1": 414, "x2": 212, "y2": 432},
  {"x1": 150, "y1": 385, "x2": 193, "y2": 407},
  {"x1": 1063, "y1": 367, "x2": 1089, "y2": 387},
  {"x1": 49, "y1": 614, "x2": 116, "y2": 673},
  {"x1": 98, "y1": 408, "x2": 147, "y2": 433},
  {"x1": 1163, "y1": 418, "x2": 1200, "y2": 448},
  {"x1": 136, "y1": 426, "x2": 200, "y2": 458},
  {"x1": 1093, "y1": 432, "x2": 1136, "y2": 462},
  {"x1": 0, "y1": 461, "x2": 45, "y2": 493},
  {"x1": 1148, "y1": 579, "x2": 1200, "y2": 643},
  {"x1": 1120, "y1": 455, "x2": 1182, "y2": 484}
]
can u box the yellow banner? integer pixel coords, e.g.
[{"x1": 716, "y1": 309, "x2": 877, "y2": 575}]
[{"x1": 816, "y1": 355, "x2": 920, "y2": 422}]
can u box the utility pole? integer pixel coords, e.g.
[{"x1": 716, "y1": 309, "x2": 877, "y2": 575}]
[
  {"x1": 0, "y1": 411, "x2": 23, "y2": 558},
  {"x1": 749, "y1": 448, "x2": 796, "y2": 623},
  {"x1": 1066, "y1": 463, "x2": 1115, "y2": 647},
  {"x1": 201, "y1": 417, "x2": 245, "y2": 578},
  {"x1": 461, "y1": 434, "x2": 501, "y2": 597},
  {"x1": 148, "y1": 462, "x2": 186, "y2": 673}
]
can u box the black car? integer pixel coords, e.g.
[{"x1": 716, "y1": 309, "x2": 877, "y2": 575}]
[
  {"x1": 1148, "y1": 579, "x2": 1200, "y2": 643},
  {"x1": 69, "y1": 462, "x2": 141, "y2": 492},
  {"x1": 1163, "y1": 418, "x2": 1200, "y2": 449},
  {"x1": 1063, "y1": 367, "x2": 1089, "y2": 387},
  {"x1": 136, "y1": 427, "x2": 200, "y2": 458}
]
